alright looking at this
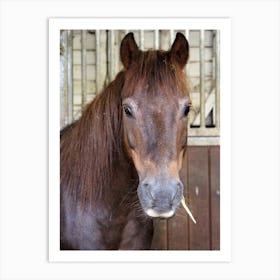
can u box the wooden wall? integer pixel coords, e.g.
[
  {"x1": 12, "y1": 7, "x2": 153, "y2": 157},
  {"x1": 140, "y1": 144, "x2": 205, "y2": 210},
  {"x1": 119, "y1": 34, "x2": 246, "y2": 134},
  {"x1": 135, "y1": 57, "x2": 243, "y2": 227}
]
[{"x1": 151, "y1": 146, "x2": 220, "y2": 250}]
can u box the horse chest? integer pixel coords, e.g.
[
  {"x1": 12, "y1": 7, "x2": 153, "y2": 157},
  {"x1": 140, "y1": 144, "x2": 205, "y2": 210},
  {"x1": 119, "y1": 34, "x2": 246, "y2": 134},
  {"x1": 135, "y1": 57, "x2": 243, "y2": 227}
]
[
  {"x1": 61, "y1": 190, "x2": 153, "y2": 250},
  {"x1": 96, "y1": 211, "x2": 127, "y2": 248},
  {"x1": 95, "y1": 209, "x2": 151, "y2": 250}
]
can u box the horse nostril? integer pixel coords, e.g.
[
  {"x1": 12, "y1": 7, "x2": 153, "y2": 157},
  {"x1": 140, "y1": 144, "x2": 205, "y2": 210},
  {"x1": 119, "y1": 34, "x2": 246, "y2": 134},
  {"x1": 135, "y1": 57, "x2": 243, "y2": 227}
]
[
  {"x1": 171, "y1": 182, "x2": 182, "y2": 202},
  {"x1": 142, "y1": 182, "x2": 155, "y2": 201}
]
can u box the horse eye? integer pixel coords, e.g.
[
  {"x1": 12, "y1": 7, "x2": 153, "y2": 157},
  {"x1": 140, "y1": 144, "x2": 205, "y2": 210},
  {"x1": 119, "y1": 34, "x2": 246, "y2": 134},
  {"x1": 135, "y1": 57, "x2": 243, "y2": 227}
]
[
  {"x1": 183, "y1": 105, "x2": 190, "y2": 117},
  {"x1": 123, "y1": 105, "x2": 133, "y2": 118}
]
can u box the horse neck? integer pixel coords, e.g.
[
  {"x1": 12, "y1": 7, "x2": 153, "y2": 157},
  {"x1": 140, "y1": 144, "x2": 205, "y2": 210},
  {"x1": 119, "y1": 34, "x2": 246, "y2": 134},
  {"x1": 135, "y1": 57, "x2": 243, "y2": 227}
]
[{"x1": 108, "y1": 148, "x2": 139, "y2": 202}]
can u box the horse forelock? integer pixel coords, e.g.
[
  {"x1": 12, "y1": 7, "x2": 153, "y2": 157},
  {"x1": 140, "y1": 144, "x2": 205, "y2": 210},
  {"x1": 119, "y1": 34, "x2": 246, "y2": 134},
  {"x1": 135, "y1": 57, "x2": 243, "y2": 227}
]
[{"x1": 122, "y1": 50, "x2": 189, "y2": 99}]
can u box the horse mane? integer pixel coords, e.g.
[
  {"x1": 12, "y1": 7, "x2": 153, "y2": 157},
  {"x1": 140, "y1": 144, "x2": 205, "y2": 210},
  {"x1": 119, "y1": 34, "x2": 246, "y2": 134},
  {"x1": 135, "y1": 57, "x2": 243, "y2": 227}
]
[
  {"x1": 60, "y1": 71, "x2": 125, "y2": 207},
  {"x1": 60, "y1": 49, "x2": 189, "y2": 208}
]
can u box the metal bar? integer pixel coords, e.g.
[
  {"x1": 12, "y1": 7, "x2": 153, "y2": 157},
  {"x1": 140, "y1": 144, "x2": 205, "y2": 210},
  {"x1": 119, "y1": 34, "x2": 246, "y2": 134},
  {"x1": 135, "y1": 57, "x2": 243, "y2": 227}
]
[
  {"x1": 81, "y1": 30, "x2": 87, "y2": 107},
  {"x1": 154, "y1": 30, "x2": 159, "y2": 49},
  {"x1": 67, "y1": 30, "x2": 73, "y2": 124},
  {"x1": 95, "y1": 30, "x2": 100, "y2": 95},
  {"x1": 215, "y1": 30, "x2": 220, "y2": 129},
  {"x1": 140, "y1": 30, "x2": 144, "y2": 50},
  {"x1": 199, "y1": 30, "x2": 205, "y2": 128},
  {"x1": 110, "y1": 30, "x2": 115, "y2": 81}
]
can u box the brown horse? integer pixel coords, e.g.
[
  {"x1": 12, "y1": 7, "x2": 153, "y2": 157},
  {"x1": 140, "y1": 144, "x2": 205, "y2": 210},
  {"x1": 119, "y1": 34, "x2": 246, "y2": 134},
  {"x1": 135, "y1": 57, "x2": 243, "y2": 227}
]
[{"x1": 60, "y1": 32, "x2": 191, "y2": 250}]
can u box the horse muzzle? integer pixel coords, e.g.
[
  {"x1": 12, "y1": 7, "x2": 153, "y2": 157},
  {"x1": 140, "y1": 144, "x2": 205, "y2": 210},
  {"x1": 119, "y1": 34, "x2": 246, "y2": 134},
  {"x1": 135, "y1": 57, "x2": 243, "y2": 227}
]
[{"x1": 137, "y1": 177, "x2": 184, "y2": 218}]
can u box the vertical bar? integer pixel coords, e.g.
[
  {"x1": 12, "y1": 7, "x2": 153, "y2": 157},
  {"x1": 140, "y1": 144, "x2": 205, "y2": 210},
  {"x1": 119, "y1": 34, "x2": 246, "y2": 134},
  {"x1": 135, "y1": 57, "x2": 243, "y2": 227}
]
[
  {"x1": 110, "y1": 30, "x2": 115, "y2": 81},
  {"x1": 185, "y1": 29, "x2": 190, "y2": 75},
  {"x1": 81, "y1": 30, "x2": 87, "y2": 107},
  {"x1": 154, "y1": 29, "x2": 159, "y2": 49},
  {"x1": 200, "y1": 30, "x2": 205, "y2": 128},
  {"x1": 210, "y1": 146, "x2": 220, "y2": 250},
  {"x1": 95, "y1": 30, "x2": 100, "y2": 95},
  {"x1": 67, "y1": 30, "x2": 73, "y2": 124},
  {"x1": 188, "y1": 147, "x2": 211, "y2": 249},
  {"x1": 169, "y1": 29, "x2": 174, "y2": 46},
  {"x1": 140, "y1": 30, "x2": 144, "y2": 50},
  {"x1": 215, "y1": 30, "x2": 220, "y2": 129},
  {"x1": 185, "y1": 29, "x2": 190, "y2": 40},
  {"x1": 60, "y1": 30, "x2": 67, "y2": 128}
]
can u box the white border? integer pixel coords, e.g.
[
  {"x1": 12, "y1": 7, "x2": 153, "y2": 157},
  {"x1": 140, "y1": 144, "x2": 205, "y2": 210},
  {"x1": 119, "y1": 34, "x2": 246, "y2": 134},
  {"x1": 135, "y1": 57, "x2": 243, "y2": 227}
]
[
  {"x1": 1, "y1": 1, "x2": 279, "y2": 279},
  {"x1": 49, "y1": 18, "x2": 231, "y2": 262}
]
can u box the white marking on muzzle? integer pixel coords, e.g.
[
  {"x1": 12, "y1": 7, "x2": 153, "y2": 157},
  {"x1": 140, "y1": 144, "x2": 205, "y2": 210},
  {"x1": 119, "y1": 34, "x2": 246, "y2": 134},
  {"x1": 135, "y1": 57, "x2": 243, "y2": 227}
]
[{"x1": 146, "y1": 208, "x2": 174, "y2": 218}]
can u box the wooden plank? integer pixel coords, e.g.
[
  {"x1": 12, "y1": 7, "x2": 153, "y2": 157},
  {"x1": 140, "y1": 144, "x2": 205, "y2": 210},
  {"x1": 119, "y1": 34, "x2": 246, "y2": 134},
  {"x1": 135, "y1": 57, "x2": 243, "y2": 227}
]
[
  {"x1": 167, "y1": 150, "x2": 189, "y2": 250},
  {"x1": 151, "y1": 220, "x2": 167, "y2": 250},
  {"x1": 167, "y1": 208, "x2": 188, "y2": 250},
  {"x1": 187, "y1": 146, "x2": 211, "y2": 250},
  {"x1": 210, "y1": 146, "x2": 220, "y2": 250}
]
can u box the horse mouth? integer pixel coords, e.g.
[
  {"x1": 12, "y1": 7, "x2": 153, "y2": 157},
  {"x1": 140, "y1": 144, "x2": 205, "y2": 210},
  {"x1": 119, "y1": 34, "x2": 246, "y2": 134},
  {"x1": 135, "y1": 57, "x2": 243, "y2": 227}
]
[
  {"x1": 137, "y1": 177, "x2": 183, "y2": 219},
  {"x1": 145, "y1": 208, "x2": 175, "y2": 219}
]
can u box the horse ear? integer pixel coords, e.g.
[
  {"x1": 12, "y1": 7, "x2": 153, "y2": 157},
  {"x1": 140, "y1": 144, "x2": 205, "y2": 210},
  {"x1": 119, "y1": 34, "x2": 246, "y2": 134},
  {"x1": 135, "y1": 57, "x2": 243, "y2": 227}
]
[
  {"x1": 120, "y1": 32, "x2": 139, "y2": 69},
  {"x1": 170, "y1": 32, "x2": 189, "y2": 69}
]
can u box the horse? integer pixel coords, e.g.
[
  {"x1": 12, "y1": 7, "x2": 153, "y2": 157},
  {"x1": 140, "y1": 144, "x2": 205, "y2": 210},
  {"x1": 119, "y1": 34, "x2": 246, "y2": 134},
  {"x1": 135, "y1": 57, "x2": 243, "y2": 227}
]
[{"x1": 60, "y1": 32, "x2": 191, "y2": 250}]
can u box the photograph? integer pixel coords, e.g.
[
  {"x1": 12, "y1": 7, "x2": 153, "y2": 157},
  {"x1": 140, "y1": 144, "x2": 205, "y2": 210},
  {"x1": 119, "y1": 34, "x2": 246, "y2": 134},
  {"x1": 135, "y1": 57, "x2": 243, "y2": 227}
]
[{"x1": 55, "y1": 24, "x2": 226, "y2": 256}]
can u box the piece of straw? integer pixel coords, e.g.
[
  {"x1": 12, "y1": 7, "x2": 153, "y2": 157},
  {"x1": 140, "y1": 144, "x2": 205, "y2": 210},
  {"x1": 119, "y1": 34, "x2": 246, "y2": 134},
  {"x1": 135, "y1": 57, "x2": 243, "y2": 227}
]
[{"x1": 181, "y1": 197, "x2": 197, "y2": 224}]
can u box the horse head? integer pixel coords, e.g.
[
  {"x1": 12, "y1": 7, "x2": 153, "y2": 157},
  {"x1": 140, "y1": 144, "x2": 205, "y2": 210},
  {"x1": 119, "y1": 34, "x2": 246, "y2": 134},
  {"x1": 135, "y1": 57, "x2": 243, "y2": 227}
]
[{"x1": 120, "y1": 32, "x2": 190, "y2": 218}]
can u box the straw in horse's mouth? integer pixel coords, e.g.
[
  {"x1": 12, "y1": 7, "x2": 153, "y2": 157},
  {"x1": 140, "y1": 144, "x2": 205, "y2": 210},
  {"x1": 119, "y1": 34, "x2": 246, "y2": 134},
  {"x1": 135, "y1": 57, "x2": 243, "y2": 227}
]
[{"x1": 181, "y1": 197, "x2": 197, "y2": 224}]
